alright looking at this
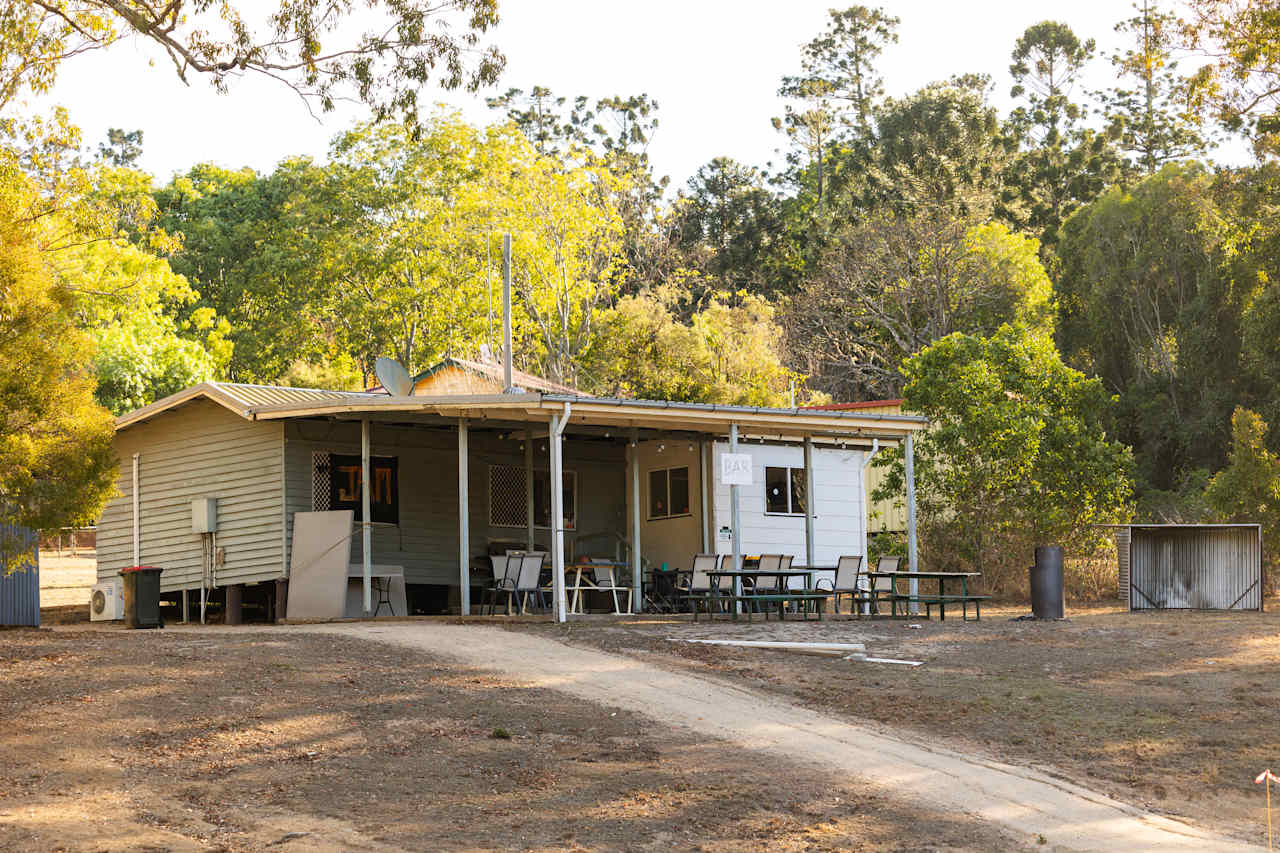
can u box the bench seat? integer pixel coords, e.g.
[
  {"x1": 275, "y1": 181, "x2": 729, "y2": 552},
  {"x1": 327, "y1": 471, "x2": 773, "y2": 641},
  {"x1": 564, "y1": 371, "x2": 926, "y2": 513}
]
[
  {"x1": 913, "y1": 593, "x2": 991, "y2": 621},
  {"x1": 680, "y1": 591, "x2": 833, "y2": 622}
]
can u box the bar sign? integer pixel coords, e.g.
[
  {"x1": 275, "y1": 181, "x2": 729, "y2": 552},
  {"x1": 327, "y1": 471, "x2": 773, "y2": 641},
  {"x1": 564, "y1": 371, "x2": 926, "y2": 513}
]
[{"x1": 720, "y1": 453, "x2": 752, "y2": 485}]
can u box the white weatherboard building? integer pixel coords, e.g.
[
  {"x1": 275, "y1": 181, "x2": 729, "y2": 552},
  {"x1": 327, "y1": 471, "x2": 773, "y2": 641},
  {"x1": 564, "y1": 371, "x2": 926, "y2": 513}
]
[{"x1": 98, "y1": 382, "x2": 926, "y2": 620}]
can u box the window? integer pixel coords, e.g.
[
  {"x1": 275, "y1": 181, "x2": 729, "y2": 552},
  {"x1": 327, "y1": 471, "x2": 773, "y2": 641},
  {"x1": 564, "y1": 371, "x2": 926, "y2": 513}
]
[
  {"x1": 648, "y1": 466, "x2": 690, "y2": 519},
  {"x1": 765, "y1": 466, "x2": 807, "y2": 516},
  {"x1": 313, "y1": 453, "x2": 399, "y2": 524},
  {"x1": 488, "y1": 465, "x2": 577, "y2": 530}
]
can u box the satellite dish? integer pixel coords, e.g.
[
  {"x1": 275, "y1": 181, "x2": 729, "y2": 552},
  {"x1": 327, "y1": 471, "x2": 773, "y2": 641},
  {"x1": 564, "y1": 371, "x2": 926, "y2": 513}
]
[{"x1": 375, "y1": 357, "x2": 413, "y2": 397}]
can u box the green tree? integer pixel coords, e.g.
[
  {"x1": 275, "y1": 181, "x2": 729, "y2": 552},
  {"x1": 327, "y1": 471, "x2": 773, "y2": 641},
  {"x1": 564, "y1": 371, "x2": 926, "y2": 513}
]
[
  {"x1": 864, "y1": 78, "x2": 1007, "y2": 217},
  {"x1": 1204, "y1": 407, "x2": 1280, "y2": 589},
  {"x1": 1055, "y1": 163, "x2": 1241, "y2": 493},
  {"x1": 96, "y1": 128, "x2": 143, "y2": 167},
  {"x1": 583, "y1": 286, "x2": 798, "y2": 406},
  {"x1": 317, "y1": 114, "x2": 625, "y2": 386},
  {"x1": 1102, "y1": 1, "x2": 1208, "y2": 173},
  {"x1": 789, "y1": 215, "x2": 1054, "y2": 399},
  {"x1": 0, "y1": 156, "x2": 115, "y2": 563},
  {"x1": 875, "y1": 326, "x2": 1133, "y2": 591},
  {"x1": 1182, "y1": 0, "x2": 1280, "y2": 157},
  {"x1": 675, "y1": 157, "x2": 784, "y2": 299},
  {"x1": 153, "y1": 160, "x2": 327, "y2": 382},
  {"x1": 0, "y1": 1, "x2": 503, "y2": 125},
  {"x1": 1004, "y1": 22, "x2": 1123, "y2": 249},
  {"x1": 795, "y1": 5, "x2": 900, "y2": 136}
]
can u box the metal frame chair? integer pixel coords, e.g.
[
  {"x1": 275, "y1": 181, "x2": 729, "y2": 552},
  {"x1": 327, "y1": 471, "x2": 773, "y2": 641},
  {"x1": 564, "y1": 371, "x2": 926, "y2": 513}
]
[
  {"x1": 816, "y1": 555, "x2": 864, "y2": 614},
  {"x1": 515, "y1": 552, "x2": 546, "y2": 614},
  {"x1": 871, "y1": 554, "x2": 901, "y2": 615},
  {"x1": 482, "y1": 554, "x2": 517, "y2": 615}
]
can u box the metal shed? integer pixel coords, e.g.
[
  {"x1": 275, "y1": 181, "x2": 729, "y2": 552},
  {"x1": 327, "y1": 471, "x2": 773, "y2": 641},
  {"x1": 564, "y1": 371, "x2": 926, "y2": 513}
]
[
  {"x1": 1, "y1": 523, "x2": 40, "y2": 627},
  {"x1": 1122, "y1": 524, "x2": 1263, "y2": 611}
]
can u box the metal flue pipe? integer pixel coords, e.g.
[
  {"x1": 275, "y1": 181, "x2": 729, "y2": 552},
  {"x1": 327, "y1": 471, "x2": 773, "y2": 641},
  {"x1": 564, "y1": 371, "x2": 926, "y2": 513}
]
[{"x1": 502, "y1": 234, "x2": 514, "y2": 393}]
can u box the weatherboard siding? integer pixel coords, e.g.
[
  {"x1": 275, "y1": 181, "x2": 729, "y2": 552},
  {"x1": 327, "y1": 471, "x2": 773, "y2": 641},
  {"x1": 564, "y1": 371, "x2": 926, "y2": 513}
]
[
  {"x1": 98, "y1": 399, "x2": 286, "y2": 592},
  {"x1": 711, "y1": 442, "x2": 866, "y2": 567}
]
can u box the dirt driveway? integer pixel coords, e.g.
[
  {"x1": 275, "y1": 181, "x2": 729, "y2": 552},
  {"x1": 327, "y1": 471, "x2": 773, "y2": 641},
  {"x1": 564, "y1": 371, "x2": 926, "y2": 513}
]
[
  {"x1": 318, "y1": 620, "x2": 1262, "y2": 852},
  {"x1": 521, "y1": 604, "x2": 1280, "y2": 846},
  {"x1": 1, "y1": 625, "x2": 1025, "y2": 852}
]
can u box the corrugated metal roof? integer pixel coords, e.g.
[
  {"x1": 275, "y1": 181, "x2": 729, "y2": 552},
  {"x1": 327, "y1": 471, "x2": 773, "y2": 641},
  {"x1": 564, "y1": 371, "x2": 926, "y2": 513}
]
[
  {"x1": 211, "y1": 382, "x2": 376, "y2": 409},
  {"x1": 115, "y1": 382, "x2": 380, "y2": 430},
  {"x1": 116, "y1": 383, "x2": 929, "y2": 436},
  {"x1": 803, "y1": 399, "x2": 904, "y2": 411},
  {"x1": 425, "y1": 358, "x2": 580, "y2": 395}
]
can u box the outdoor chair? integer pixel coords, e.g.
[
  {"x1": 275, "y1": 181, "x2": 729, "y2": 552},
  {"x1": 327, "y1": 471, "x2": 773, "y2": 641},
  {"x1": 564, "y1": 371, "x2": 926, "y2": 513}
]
[
  {"x1": 514, "y1": 552, "x2": 546, "y2": 614},
  {"x1": 681, "y1": 554, "x2": 718, "y2": 615},
  {"x1": 870, "y1": 555, "x2": 902, "y2": 615},
  {"x1": 748, "y1": 554, "x2": 784, "y2": 614},
  {"x1": 481, "y1": 554, "x2": 517, "y2": 615},
  {"x1": 589, "y1": 559, "x2": 634, "y2": 614},
  {"x1": 816, "y1": 555, "x2": 864, "y2": 614}
]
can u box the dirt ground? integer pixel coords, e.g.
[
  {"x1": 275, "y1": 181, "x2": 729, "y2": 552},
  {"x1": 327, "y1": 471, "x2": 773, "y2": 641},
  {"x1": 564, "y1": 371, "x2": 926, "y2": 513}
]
[
  {"x1": 0, "y1": 626, "x2": 1029, "y2": 853},
  {"x1": 518, "y1": 601, "x2": 1280, "y2": 845}
]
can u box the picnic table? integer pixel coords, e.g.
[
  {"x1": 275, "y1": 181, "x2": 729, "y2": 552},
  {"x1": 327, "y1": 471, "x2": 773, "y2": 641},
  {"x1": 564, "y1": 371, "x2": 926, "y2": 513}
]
[
  {"x1": 866, "y1": 570, "x2": 987, "y2": 621},
  {"x1": 699, "y1": 569, "x2": 833, "y2": 621},
  {"x1": 565, "y1": 561, "x2": 632, "y2": 614}
]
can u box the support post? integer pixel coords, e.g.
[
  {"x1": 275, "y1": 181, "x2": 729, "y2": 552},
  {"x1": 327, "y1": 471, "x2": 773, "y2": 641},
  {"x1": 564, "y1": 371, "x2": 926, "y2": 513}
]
[
  {"x1": 729, "y1": 423, "x2": 742, "y2": 601},
  {"x1": 630, "y1": 426, "x2": 641, "y2": 613},
  {"x1": 905, "y1": 432, "x2": 919, "y2": 614},
  {"x1": 361, "y1": 418, "x2": 372, "y2": 615},
  {"x1": 524, "y1": 428, "x2": 535, "y2": 551},
  {"x1": 861, "y1": 438, "x2": 880, "y2": 616},
  {"x1": 550, "y1": 404, "x2": 571, "y2": 622},
  {"x1": 181, "y1": 588, "x2": 189, "y2": 624},
  {"x1": 458, "y1": 418, "x2": 470, "y2": 616},
  {"x1": 699, "y1": 439, "x2": 711, "y2": 552},
  {"x1": 131, "y1": 453, "x2": 140, "y2": 566},
  {"x1": 803, "y1": 436, "x2": 816, "y2": 568},
  {"x1": 275, "y1": 578, "x2": 288, "y2": 622},
  {"x1": 225, "y1": 583, "x2": 243, "y2": 626}
]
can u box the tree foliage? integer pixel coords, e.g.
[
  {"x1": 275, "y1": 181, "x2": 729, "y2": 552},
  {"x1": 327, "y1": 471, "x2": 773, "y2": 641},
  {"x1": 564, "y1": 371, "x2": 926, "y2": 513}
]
[
  {"x1": 2, "y1": 1, "x2": 503, "y2": 124},
  {"x1": 1055, "y1": 164, "x2": 1240, "y2": 493},
  {"x1": 875, "y1": 326, "x2": 1132, "y2": 589},
  {"x1": 584, "y1": 286, "x2": 798, "y2": 406},
  {"x1": 1204, "y1": 407, "x2": 1280, "y2": 589},
  {"x1": 790, "y1": 215, "x2": 1053, "y2": 399},
  {"x1": 1103, "y1": 1, "x2": 1208, "y2": 173},
  {"x1": 0, "y1": 154, "x2": 115, "y2": 555},
  {"x1": 1182, "y1": 0, "x2": 1280, "y2": 157}
]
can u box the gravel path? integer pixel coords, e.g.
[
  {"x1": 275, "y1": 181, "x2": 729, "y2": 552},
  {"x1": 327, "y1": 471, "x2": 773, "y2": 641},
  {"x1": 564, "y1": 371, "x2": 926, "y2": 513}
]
[{"x1": 308, "y1": 621, "x2": 1260, "y2": 853}]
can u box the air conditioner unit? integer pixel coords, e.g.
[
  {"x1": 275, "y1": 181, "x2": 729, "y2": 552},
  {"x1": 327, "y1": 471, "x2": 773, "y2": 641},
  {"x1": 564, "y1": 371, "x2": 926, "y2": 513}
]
[{"x1": 90, "y1": 580, "x2": 124, "y2": 621}]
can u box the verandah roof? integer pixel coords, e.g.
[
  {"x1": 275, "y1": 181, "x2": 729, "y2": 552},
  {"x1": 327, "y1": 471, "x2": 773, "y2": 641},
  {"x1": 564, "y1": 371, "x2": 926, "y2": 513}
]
[{"x1": 115, "y1": 382, "x2": 927, "y2": 444}]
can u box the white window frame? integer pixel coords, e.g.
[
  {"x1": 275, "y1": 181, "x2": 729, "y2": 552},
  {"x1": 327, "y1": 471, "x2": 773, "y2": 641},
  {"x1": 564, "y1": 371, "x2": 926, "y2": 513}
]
[{"x1": 763, "y1": 465, "x2": 807, "y2": 517}]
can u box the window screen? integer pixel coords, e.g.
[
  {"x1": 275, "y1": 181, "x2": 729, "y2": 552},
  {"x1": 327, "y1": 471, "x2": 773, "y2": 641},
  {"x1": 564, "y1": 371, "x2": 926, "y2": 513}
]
[{"x1": 490, "y1": 465, "x2": 576, "y2": 530}]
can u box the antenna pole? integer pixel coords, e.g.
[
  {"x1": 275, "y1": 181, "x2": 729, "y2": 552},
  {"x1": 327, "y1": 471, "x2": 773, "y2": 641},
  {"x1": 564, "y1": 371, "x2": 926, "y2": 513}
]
[{"x1": 502, "y1": 233, "x2": 515, "y2": 393}]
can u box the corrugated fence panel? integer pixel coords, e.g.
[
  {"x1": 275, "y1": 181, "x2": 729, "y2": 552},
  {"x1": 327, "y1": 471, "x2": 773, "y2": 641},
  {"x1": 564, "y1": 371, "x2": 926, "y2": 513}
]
[
  {"x1": 1116, "y1": 527, "x2": 1130, "y2": 599},
  {"x1": 1129, "y1": 525, "x2": 1262, "y2": 611},
  {"x1": 0, "y1": 524, "x2": 39, "y2": 626}
]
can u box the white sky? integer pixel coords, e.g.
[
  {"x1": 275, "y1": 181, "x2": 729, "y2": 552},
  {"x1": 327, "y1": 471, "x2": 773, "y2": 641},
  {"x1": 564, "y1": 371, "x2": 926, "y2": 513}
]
[{"x1": 34, "y1": 0, "x2": 1245, "y2": 189}]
